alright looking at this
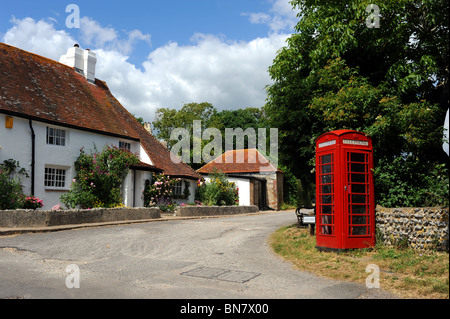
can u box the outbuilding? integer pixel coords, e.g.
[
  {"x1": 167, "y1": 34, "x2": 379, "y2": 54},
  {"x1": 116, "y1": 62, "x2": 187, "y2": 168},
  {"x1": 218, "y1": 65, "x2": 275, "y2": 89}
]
[{"x1": 197, "y1": 149, "x2": 283, "y2": 210}]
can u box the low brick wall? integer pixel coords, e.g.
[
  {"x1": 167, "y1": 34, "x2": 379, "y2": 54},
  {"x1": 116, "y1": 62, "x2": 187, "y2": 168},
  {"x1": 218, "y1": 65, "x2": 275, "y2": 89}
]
[
  {"x1": 0, "y1": 207, "x2": 161, "y2": 228},
  {"x1": 376, "y1": 206, "x2": 449, "y2": 252},
  {"x1": 177, "y1": 205, "x2": 259, "y2": 217}
]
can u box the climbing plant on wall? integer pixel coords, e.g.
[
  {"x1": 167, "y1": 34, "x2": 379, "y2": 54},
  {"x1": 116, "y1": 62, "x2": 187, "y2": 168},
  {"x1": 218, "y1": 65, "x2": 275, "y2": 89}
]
[{"x1": 60, "y1": 145, "x2": 139, "y2": 209}]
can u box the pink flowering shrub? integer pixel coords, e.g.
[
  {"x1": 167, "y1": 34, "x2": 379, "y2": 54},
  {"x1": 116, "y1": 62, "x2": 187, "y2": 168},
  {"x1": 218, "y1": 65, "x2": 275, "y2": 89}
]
[
  {"x1": 51, "y1": 204, "x2": 62, "y2": 211},
  {"x1": 22, "y1": 196, "x2": 44, "y2": 210},
  {"x1": 143, "y1": 173, "x2": 180, "y2": 211}
]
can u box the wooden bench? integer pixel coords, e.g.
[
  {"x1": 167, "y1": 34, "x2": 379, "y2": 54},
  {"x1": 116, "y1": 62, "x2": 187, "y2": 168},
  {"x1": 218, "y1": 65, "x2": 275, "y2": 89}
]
[{"x1": 295, "y1": 206, "x2": 316, "y2": 236}]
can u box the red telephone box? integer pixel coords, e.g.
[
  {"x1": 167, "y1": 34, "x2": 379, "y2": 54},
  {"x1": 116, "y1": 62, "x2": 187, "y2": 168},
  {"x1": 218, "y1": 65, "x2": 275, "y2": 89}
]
[{"x1": 315, "y1": 130, "x2": 375, "y2": 251}]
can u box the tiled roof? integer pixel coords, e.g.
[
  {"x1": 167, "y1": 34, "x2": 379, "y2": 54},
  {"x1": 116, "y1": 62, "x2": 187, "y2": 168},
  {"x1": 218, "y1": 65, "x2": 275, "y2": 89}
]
[
  {"x1": 130, "y1": 161, "x2": 162, "y2": 172},
  {"x1": 134, "y1": 125, "x2": 202, "y2": 180},
  {"x1": 0, "y1": 42, "x2": 201, "y2": 180},
  {"x1": 197, "y1": 149, "x2": 280, "y2": 174}
]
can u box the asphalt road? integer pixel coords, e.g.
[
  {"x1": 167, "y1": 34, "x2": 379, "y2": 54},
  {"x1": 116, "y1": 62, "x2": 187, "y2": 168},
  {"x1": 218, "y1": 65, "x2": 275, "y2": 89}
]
[{"x1": 0, "y1": 211, "x2": 398, "y2": 299}]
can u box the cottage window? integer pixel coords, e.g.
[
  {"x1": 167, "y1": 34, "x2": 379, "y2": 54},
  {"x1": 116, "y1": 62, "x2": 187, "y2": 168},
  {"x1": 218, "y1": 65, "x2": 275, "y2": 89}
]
[
  {"x1": 119, "y1": 141, "x2": 131, "y2": 151},
  {"x1": 45, "y1": 167, "x2": 67, "y2": 188},
  {"x1": 47, "y1": 127, "x2": 66, "y2": 146},
  {"x1": 172, "y1": 180, "x2": 183, "y2": 196}
]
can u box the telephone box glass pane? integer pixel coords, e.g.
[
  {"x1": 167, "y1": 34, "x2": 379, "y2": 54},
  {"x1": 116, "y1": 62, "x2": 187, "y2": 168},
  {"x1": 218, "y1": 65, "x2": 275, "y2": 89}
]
[
  {"x1": 351, "y1": 205, "x2": 367, "y2": 214},
  {"x1": 350, "y1": 226, "x2": 367, "y2": 236},
  {"x1": 351, "y1": 163, "x2": 366, "y2": 173},
  {"x1": 322, "y1": 205, "x2": 332, "y2": 214},
  {"x1": 351, "y1": 216, "x2": 366, "y2": 224},
  {"x1": 351, "y1": 194, "x2": 367, "y2": 203},
  {"x1": 322, "y1": 195, "x2": 333, "y2": 204},
  {"x1": 321, "y1": 226, "x2": 333, "y2": 235},
  {"x1": 322, "y1": 164, "x2": 332, "y2": 174},
  {"x1": 322, "y1": 154, "x2": 332, "y2": 164},
  {"x1": 321, "y1": 184, "x2": 332, "y2": 194},
  {"x1": 351, "y1": 184, "x2": 366, "y2": 194},
  {"x1": 322, "y1": 174, "x2": 332, "y2": 184},
  {"x1": 351, "y1": 174, "x2": 366, "y2": 183},
  {"x1": 350, "y1": 153, "x2": 365, "y2": 162},
  {"x1": 321, "y1": 215, "x2": 333, "y2": 224}
]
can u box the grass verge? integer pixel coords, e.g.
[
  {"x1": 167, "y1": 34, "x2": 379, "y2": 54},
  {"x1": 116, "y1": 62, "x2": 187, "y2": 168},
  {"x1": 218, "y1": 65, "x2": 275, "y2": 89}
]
[{"x1": 270, "y1": 224, "x2": 449, "y2": 299}]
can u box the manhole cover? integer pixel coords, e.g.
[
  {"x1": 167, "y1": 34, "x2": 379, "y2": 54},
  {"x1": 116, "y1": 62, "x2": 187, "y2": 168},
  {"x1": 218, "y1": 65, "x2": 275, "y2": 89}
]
[{"x1": 181, "y1": 267, "x2": 260, "y2": 283}]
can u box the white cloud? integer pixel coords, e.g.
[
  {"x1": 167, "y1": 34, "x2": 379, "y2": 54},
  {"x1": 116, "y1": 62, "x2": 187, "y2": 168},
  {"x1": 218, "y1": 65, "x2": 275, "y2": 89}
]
[
  {"x1": 2, "y1": 15, "x2": 289, "y2": 123},
  {"x1": 93, "y1": 32, "x2": 288, "y2": 123},
  {"x1": 79, "y1": 17, "x2": 151, "y2": 55},
  {"x1": 80, "y1": 16, "x2": 118, "y2": 48},
  {"x1": 140, "y1": 33, "x2": 288, "y2": 110},
  {"x1": 121, "y1": 29, "x2": 151, "y2": 55},
  {"x1": 243, "y1": 0, "x2": 300, "y2": 34},
  {"x1": 3, "y1": 17, "x2": 75, "y2": 61}
]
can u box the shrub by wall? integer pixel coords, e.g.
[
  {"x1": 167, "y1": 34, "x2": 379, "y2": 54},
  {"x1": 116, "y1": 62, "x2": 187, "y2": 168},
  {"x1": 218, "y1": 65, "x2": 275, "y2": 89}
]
[{"x1": 376, "y1": 206, "x2": 449, "y2": 252}]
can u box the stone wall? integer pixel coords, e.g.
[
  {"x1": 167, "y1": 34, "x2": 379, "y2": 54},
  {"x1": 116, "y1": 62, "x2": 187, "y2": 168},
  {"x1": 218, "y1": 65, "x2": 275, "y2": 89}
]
[
  {"x1": 0, "y1": 207, "x2": 161, "y2": 229},
  {"x1": 177, "y1": 205, "x2": 259, "y2": 217},
  {"x1": 376, "y1": 206, "x2": 449, "y2": 252}
]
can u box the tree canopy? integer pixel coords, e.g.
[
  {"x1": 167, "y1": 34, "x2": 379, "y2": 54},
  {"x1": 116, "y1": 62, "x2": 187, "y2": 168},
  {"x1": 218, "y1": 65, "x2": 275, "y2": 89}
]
[
  {"x1": 152, "y1": 103, "x2": 269, "y2": 169},
  {"x1": 265, "y1": 0, "x2": 449, "y2": 207}
]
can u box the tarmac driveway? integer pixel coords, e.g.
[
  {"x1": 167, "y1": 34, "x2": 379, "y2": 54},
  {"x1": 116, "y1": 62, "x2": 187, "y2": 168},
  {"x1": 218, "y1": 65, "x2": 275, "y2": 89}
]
[{"x1": 0, "y1": 211, "x2": 398, "y2": 299}]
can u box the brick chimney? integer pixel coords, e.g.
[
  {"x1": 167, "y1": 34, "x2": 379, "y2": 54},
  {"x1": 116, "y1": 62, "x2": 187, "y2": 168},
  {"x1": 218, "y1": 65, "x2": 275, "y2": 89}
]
[{"x1": 59, "y1": 44, "x2": 97, "y2": 83}]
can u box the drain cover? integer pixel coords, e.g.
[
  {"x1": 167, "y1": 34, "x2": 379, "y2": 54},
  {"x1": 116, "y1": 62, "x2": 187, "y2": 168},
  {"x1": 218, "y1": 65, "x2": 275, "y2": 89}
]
[{"x1": 181, "y1": 267, "x2": 260, "y2": 283}]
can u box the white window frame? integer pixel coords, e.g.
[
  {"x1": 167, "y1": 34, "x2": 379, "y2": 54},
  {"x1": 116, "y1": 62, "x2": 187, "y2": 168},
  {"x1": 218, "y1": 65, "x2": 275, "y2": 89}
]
[
  {"x1": 46, "y1": 127, "x2": 67, "y2": 146},
  {"x1": 44, "y1": 166, "x2": 69, "y2": 190},
  {"x1": 119, "y1": 141, "x2": 131, "y2": 151},
  {"x1": 172, "y1": 180, "x2": 183, "y2": 196}
]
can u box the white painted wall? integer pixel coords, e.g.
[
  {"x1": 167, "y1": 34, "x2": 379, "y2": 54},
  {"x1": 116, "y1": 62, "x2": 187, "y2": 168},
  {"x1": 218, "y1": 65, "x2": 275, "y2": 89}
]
[
  {"x1": 203, "y1": 175, "x2": 250, "y2": 206},
  {"x1": 0, "y1": 114, "x2": 149, "y2": 209},
  {"x1": 0, "y1": 114, "x2": 33, "y2": 197},
  {"x1": 172, "y1": 179, "x2": 198, "y2": 205},
  {"x1": 229, "y1": 177, "x2": 250, "y2": 206}
]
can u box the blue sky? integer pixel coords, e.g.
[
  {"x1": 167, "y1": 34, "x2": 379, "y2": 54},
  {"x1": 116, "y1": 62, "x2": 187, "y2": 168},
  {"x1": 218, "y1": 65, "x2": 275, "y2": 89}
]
[{"x1": 0, "y1": 0, "x2": 299, "y2": 122}]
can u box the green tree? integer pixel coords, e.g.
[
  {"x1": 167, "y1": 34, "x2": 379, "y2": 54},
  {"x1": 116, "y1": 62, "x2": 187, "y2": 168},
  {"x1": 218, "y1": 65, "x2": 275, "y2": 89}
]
[
  {"x1": 266, "y1": 0, "x2": 449, "y2": 207},
  {"x1": 212, "y1": 107, "x2": 269, "y2": 150},
  {"x1": 152, "y1": 102, "x2": 216, "y2": 169},
  {"x1": 152, "y1": 103, "x2": 271, "y2": 169},
  {"x1": 152, "y1": 102, "x2": 216, "y2": 149}
]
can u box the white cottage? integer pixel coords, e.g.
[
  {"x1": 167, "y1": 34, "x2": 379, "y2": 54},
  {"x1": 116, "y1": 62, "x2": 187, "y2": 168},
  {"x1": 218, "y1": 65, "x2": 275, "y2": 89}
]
[{"x1": 0, "y1": 43, "x2": 201, "y2": 209}]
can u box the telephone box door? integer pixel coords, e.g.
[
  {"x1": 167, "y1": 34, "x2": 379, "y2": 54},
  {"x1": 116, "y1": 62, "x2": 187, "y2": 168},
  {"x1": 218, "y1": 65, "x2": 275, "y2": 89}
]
[{"x1": 343, "y1": 151, "x2": 375, "y2": 248}]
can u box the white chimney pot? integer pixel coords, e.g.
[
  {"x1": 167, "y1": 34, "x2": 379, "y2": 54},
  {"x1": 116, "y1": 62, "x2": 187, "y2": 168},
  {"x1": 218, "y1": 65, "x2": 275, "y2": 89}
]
[
  {"x1": 59, "y1": 46, "x2": 84, "y2": 72},
  {"x1": 83, "y1": 49, "x2": 97, "y2": 83}
]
